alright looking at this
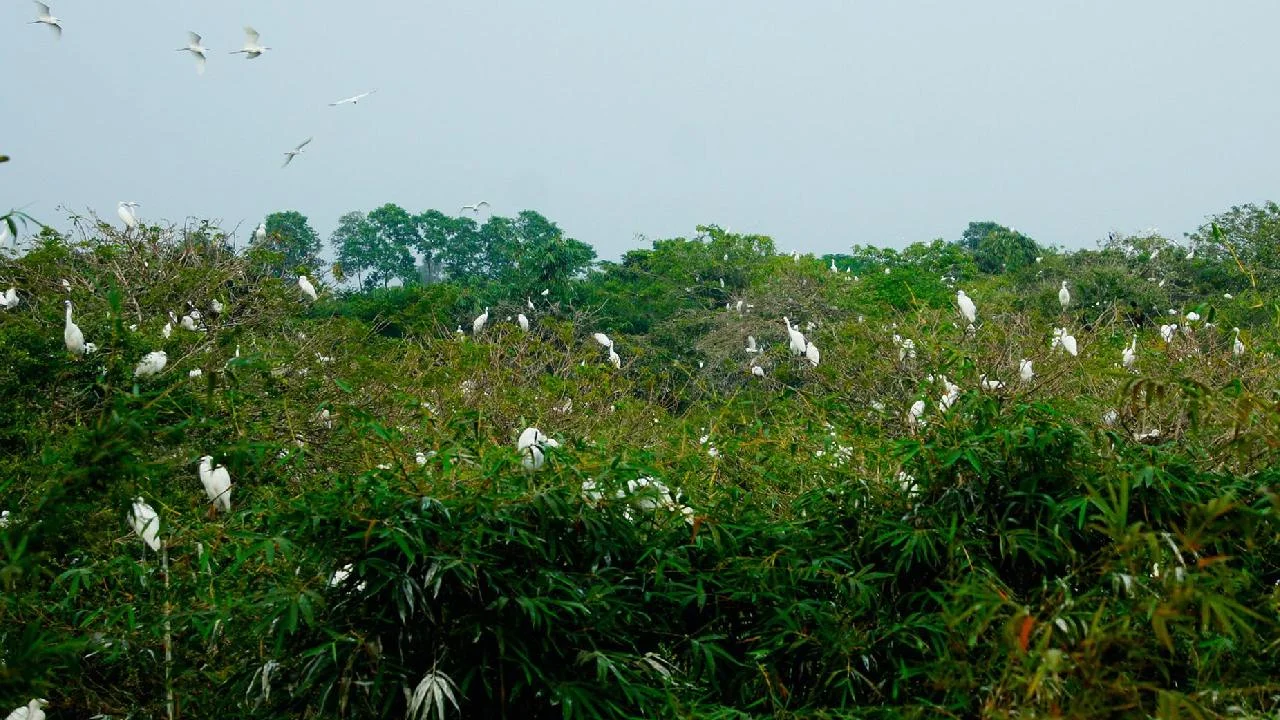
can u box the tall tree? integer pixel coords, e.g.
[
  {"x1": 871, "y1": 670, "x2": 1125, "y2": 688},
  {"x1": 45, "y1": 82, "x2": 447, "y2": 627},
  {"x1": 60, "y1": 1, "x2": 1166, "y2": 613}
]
[
  {"x1": 960, "y1": 221, "x2": 1040, "y2": 274},
  {"x1": 253, "y1": 210, "x2": 321, "y2": 276}
]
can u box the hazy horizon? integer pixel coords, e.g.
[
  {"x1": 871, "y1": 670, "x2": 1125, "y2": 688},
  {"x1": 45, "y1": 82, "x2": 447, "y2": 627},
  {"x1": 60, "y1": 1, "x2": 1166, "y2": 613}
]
[{"x1": 3, "y1": 1, "x2": 1277, "y2": 259}]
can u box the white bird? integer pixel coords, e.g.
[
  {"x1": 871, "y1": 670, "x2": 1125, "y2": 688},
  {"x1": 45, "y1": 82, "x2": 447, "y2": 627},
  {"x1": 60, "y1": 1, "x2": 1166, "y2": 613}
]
[
  {"x1": 1159, "y1": 324, "x2": 1177, "y2": 344},
  {"x1": 979, "y1": 374, "x2": 1005, "y2": 391},
  {"x1": 472, "y1": 306, "x2": 489, "y2": 334},
  {"x1": 128, "y1": 498, "x2": 161, "y2": 551},
  {"x1": 460, "y1": 201, "x2": 490, "y2": 214},
  {"x1": 735, "y1": 299, "x2": 744, "y2": 313},
  {"x1": 298, "y1": 274, "x2": 317, "y2": 301},
  {"x1": 1121, "y1": 335, "x2": 1137, "y2": 369},
  {"x1": 745, "y1": 335, "x2": 758, "y2": 353},
  {"x1": 254, "y1": 222, "x2": 266, "y2": 244},
  {"x1": 329, "y1": 89, "x2": 376, "y2": 106},
  {"x1": 907, "y1": 400, "x2": 926, "y2": 431},
  {"x1": 540, "y1": 288, "x2": 550, "y2": 297},
  {"x1": 31, "y1": 2, "x2": 60, "y2": 39},
  {"x1": 180, "y1": 314, "x2": 200, "y2": 332},
  {"x1": 1102, "y1": 409, "x2": 1119, "y2": 426},
  {"x1": 608, "y1": 347, "x2": 621, "y2": 369},
  {"x1": 1058, "y1": 281, "x2": 1070, "y2": 310},
  {"x1": 0, "y1": 287, "x2": 18, "y2": 310},
  {"x1": 117, "y1": 201, "x2": 139, "y2": 230},
  {"x1": 592, "y1": 332, "x2": 613, "y2": 349},
  {"x1": 783, "y1": 317, "x2": 806, "y2": 357},
  {"x1": 956, "y1": 290, "x2": 977, "y2": 324},
  {"x1": 526, "y1": 296, "x2": 535, "y2": 310},
  {"x1": 134, "y1": 350, "x2": 167, "y2": 378},
  {"x1": 60, "y1": 278, "x2": 70, "y2": 292},
  {"x1": 829, "y1": 258, "x2": 838, "y2": 273},
  {"x1": 281, "y1": 137, "x2": 312, "y2": 168},
  {"x1": 198, "y1": 455, "x2": 232, "y2": 512},
  {"x1": 1185, "y1": 311, "x2": 1200, "y2": 322},
  {"x1": 230, "y1": 26, "x2": 269, "y2": 59},
  {"x1": 1232, "y1": 327, "x2": 1245, "y2": 357},
  {"x1": 63, "y1": 299, "x2": 85, "y2": 355},
  {"x1": 188, "y1": 368, "x2": 202, "y2": 378},
  {"x1": 517, "y1": 313, "x2": 529, "y2": 332},
  {"x1": 1019, "y1": 359, "x2": 1034, "y2": 383},
  {"x1": 1052, "y1": 327, "x2": 1079, "y2": 357},
  {"x1": 517, "y1": 427, "x2": 559, "y2": 471},
  {"x1": 804, "y1": 341, "x2": 820, "y2": 367},
  {"x1": 176, "y1": 31, "x2": 208, "y2": 74},
  {"x1": 751, "y1": 365, "x2": 765, "y2": 377},
  {"x1": 5, "y1": 698, "x2": 47, "y2": 720}
]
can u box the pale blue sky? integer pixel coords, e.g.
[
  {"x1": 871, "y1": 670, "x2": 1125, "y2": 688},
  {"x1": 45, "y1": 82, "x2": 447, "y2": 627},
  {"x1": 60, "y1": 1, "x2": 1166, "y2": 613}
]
[{"x1": 2, "y1": 1, "x2": 1277, "y2": 258}]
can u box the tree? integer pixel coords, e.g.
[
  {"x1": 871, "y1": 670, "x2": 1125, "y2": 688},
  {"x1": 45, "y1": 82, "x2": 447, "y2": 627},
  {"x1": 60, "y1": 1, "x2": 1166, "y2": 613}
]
[
  {"x1": 332, "y1": 207, "x2": 418, "y2": 290},
  {"x1": 1187, "y1": 202, "x2": 1280, "y2": 285},
  {"x1": 960, "y1": 221, "x2": 1040, "y2": 274},
  {"x1": 255, "y1": 210, "x2": 321, "y2": 276},
  {"x1": 418, "y1": 210, "x2": 482, "y2": 283},
  {"x1": 497, "y1": 211, "x2": 596, "y2": 298}
]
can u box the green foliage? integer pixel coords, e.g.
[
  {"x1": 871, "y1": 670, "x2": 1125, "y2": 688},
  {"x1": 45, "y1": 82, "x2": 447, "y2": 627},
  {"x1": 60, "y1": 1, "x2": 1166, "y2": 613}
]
[{"x1": 256, "y1": 210, "x2": 322, "y2": 277}]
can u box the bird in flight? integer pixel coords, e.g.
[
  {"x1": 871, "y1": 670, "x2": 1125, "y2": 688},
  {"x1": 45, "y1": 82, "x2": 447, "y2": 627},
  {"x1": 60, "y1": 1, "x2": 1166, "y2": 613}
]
[
  {"x1": 177, "y1": 32, "x2": 209, "y2": 75},
  {"x1": 460, "y1": 201, "x2": 490, "y2": 214},
  {"x1": 329, "y1": 90, "x2": 376, "y2": 107},
  {"x1": 32, "y1": 2, "x2": 61, "y2": 39},
  {"x1": 230, "y1": 26, "x2": 269, "y2": 59},
  {"x1": 281, "y1": 137, "x2": 312, "y2": 168}
]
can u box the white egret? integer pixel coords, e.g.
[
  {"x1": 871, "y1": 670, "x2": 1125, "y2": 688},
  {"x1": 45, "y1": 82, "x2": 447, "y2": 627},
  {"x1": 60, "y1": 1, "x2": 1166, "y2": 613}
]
[
  {"x1": 829, "y1": 258, "x2": 837, "y2": 273},
  {"x1": 60, "y1": 278, "x2": 70, "y2": 292},
  {"x1": 517, "y1": 313, "x2": 529, "y2": 332},
  {"x1": 134, "y1": 351, "x2": 167, "y2": 378},
  {"x1": 1102, "y1": 409, "x2": 1119, "y2": 426},
  {"x1": 804, "y1": 341, "x2": 820, "y2": 367},
  {"x1": 188, "y1": 368, "x2": 202, "y2": 378},
  {"x1": 0, "y1": 287, "x2": 18, "y2": 310},
  {"x1": 956, "y1": 290, "x2": 977, "y2": 324},
  {"x1": 1233, "y1": 327, "x2": 1245, "y2": 357},
  {"x1": 6, "y1": 698, "x2": 47, "y2": 720},
  {"x1": 907, "y1": 400, "x2": 926, "y2": 431},
  {"x1": 751, "y1": 365, "x2": 765, "y2": 377},
  {"x1": 281, "y1": 137, "x2": 312, "y2": 168},
  {"x1": 517, "y1": 427, "x2": 559, "y2": 471},
  {"x1": 230, "y1": 26, "x2": 270, "y2": 59},
  {"x1": 180, "y1": 314, "x2": 200, "y2": 332},
  {"x1": 31, "y1": 2, "x2": 60, "y2": 38},
  {"x1": 128, "y1": 498, "x2": 161, "y2": 551},
  {"x1": 1019, "y1": 359, "x2": 1034, "y2": 383},
  {"x1": 329, "y1": 89, "x2": 376, "y2": 106},
  {"x1": 782, "y1": 317, "x2": 806, "y2": 357},
  {"x1": 63, "y1": 300, "x2": 85, "y2": 355},
  {"x1": 608, "y1": 347, "x2": 621, "y2": 369},
  {"x1": 1159, "y1": 324, "x2": 1177, "y2": 344},
  {"x1": 254, "y1": 222, "x2": 266, "y2": 244},
  {"x1": 198, "y1": 456, "x2": 232, "y2": 512},
  {"x1": 1058, "y1": 281, "x2": 1070, "y2": 310},
  {"x1": 592, "y1": 332, "x2": 612, "y2": 349},
  {"x1": 745, "y1": 335, "x2": 758, "y2": 353},
  {"x1": 526, "y1": 296, "x2": 535, "y2": 310},
  {"x1": 735, "y1": 299, "x2": 743, "y2": 313},
  {"x1": 540, "y1": 288, "x2": 550, "y2": 296},
  {"x1": 1121, "y1": 335, "x2": 1137, "y2": 369},
  {"x1": 979, "y1": 375, "x2": 1005, "y2": 391},
  {"x1": 472, "y1": 307, "x2": 489, "y2": 334},
  {"x1": 176, "y1": 31, "x2": 208, "y2": 74},
  {"x1": 460, "y1": 201, "x2": 490, "y2": 213},
  {"x1": 1057, "y1": 329, "x2": 1079, "y2": 357},
  {"x1": 117, "y1": 201, "x2": 139, "y2": 229},
  {"x1": 298, "y1": 274, "x2": 317, "y2": 301},
  {"x1": 1185, "y1": 311, "x2": 1200, "y2": 322}
]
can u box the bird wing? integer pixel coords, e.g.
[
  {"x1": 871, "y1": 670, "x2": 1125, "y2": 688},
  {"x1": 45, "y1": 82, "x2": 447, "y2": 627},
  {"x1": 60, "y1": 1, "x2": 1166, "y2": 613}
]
[
  {"x1": 295, "y1": 137, "x2": 313, "y2": 150},
  {"x1": 477, "y1": 200, "x2": 490, "y2": 207},
  {"x1": 188, "y1": 31, "x2": 202, "y2": 45},
  {"x1": 244, "y1": 26, "x2": 260, "y2": 44},
  {"x1": 48, "y1": 20, "x2": 61, "y2": 38},
  {"x1": 34, "y1": 1, "x2": 51, "y2": 17},
  {"x1": 281, "y1": 153, "x2": 294, "y2": 168},
  {"x1": 195, "y1": 54, "x2": 206, "y2": 74}
]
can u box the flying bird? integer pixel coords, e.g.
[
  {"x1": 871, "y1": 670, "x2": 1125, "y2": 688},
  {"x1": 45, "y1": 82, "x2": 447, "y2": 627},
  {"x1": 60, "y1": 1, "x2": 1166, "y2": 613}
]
[
  {"x1": 177, "y1": 31, "x2": 208, "y2": 74},
  {"x1": 230, "y1": 26, "x2": 269, "y2": 59},
  {"x1": 460, "y1": 201, "x2": 490, "y2": 214},
  {"x1": 281, "y1": 137, "x2": 312, "y2": 168},
  {"x1": 329, "y1": 89, "x2": 376, "y2": 106},
  {"x1": 31, "y1": 2, "x2": 60, "y2": 39}
]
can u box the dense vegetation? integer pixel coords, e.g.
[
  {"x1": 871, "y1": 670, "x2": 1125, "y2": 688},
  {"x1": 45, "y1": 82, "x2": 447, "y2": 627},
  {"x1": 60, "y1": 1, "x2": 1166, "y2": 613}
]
[{"x1": 3, "y1": 204, "x2": 1280, "y2": 718}]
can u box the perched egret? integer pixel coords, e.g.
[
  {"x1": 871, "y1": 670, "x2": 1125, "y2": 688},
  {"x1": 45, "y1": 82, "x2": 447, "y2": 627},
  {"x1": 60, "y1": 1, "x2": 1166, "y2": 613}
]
[
  {"x1": 1185, "y1": 311, "x2": 1200, "y2": 322},
  {"x1": 782, "y1": 317, "x2": 806, "y2": 357},
  {"x1": 1233, "y1": 327, "x2": 1245, "y2": 357},
  {"x1": 128, "y1": 498, "x2": 161, "y2": 551},
  {"x1": 956, "y1": 290, "x2": 977, "y2": 324},
  {"x1": 180, "y1": 313, "x2": 200, "y2": 332},
  {"x1": 517, "y1": 313, "x2": 529, "y2": 332},
  {"x1": 608, "y1": 347, "x2": 621, "y2": 369},
  {"x1": 1159, "y1": 324, "x2": 1177, "y2": 344},
  {"x1": 735, "y1": 299, "x2": 743, "y2": 313},
  {"x1": 745, "y1": 335, "x2": 758, "y2": 353},
  {"x1": 907, "y1": 400, "x2": 926, "y2": 431},
  {"x1": 460, "y1": 201, "x2": 490, "y2": 213},
  {"x1": 1102, "y1": 409, "x2": 1119, "y2": 426},
  {"x1": 63, "y1": 299, "x2": 86, "y2": 355},
  {"x1": 134, "y1": 351, "x2": 168, "y2": 378},
  {"x1": 1058, "y1": 281, "x2": 1070, "y2": 310},
  {"x1": 117, "y1": 201, "x2": 139, "y2": 229},
  {"x1": 6, "y1": 698, "x2": 47, "y2": 720},
  {"x1": 979, "y1": 374, "x2": 1005, "y2": 391},
  {"x1": 60, "y1": 278, "x2": 70, "y2": 292},
  {"x1": 1121, "y1": 335, "x2": 1137, "y2": 369},
  {"x1": 188, "y1": 368, "x2": 202, "y2": 378},
  {"x1": 254, "y1": 222, "x2": 266, "y2": 244},
  {"x1": 472, "y1": 307, "x2": 489, "y2": 335},
  {"x1": 592, "y1": 332, "x2": 612, "y2": 349},
  {"x1": 1019, "y1": 359, "x2": 1035, "y2": 383},
  {"x1": 31, "y1": 2, "x2": 60, "y2": 38},
  {"x1": 829, "y1": 258, "x2": 837, "y2": 273},
  {"x1": 210, "y1": 298, "x2": 224, "y2": 316},
  {"x1": 526, "y1": 296, "x2": 535, "y2": 310},
  {"x1": 230, "y1": 26, "x2": 270, "y2": 59},
  {"x1": 751, "y1": 365, "x2": 765, "y2": 377},
  {"x1": 176, "y1": 31, "x2": 208, "y2": 74},
  {"x1": 329, "y1": 89, "x2": 376, "y2": 106},
  {"x1": 0, "y1": 287, "x2": 18, "y2": 310},
  {"x1": 298, "y1": 274, "x2": 317, "y2": 301},
  {"x1": 517, "y1": 427, "x2": 559, "y2": 471},
  {"x1": 198, "y1": 456, "x2": 232, "y2": 512},
  {"x1": 1055, "y1": 328, "x2": 1079, "y2": 357},
  {"x1": 540, "y1": 288, "x2": 550, "y2": 296},
  {"x1": 281, "y1": 137, "x2": 312, "y2": 168},
  {"x1": 804, "y1": 341, "x2": 820, "y2": 367}
]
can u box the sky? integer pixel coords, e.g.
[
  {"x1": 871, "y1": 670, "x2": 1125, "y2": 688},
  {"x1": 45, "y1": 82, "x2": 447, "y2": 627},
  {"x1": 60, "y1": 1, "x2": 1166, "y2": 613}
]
[{"x1": 2, "y1": 1, "x2": 1278, "y2": 260}]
